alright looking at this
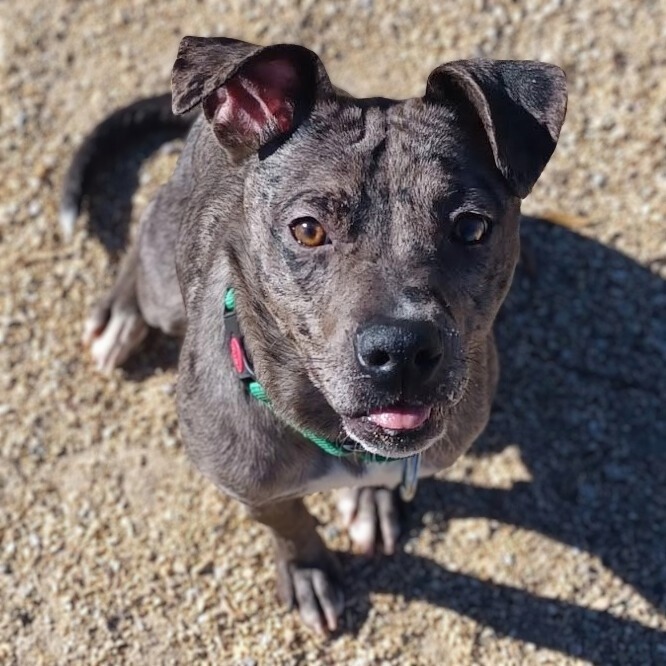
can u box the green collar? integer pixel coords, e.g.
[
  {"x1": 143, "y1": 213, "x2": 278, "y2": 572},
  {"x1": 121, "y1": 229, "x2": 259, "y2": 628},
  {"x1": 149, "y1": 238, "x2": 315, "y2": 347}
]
[{"x1": 223, "y1": 288, "x2": 393, "y2": 463}]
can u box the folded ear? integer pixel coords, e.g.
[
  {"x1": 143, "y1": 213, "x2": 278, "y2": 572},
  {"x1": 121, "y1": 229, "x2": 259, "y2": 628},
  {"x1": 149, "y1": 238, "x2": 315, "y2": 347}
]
[
  {"x1": 172, "y1": 36, "x2": 333, "y2": 160},
  {"x1": 425, "y1": 59, "x2": 567, "y2": 198}
]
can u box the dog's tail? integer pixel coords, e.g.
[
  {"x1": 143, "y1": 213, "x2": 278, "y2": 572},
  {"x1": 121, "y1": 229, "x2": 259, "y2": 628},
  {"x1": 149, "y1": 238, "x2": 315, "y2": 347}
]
[{"x1": 59, "y1": 93, "x2": 198, "y2": 239}]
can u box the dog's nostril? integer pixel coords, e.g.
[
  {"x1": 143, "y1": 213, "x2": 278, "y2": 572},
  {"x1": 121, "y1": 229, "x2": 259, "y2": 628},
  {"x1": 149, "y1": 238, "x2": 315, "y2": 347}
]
[{"x1": 366, "y1": 349, "x2": 392, "y2": 368}]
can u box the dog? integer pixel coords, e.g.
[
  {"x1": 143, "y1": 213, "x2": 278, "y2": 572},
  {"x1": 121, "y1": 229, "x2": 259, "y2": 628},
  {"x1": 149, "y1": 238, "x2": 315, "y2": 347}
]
[{"x1": 61, "y1": 36, "x2": 567, "y2": 634}]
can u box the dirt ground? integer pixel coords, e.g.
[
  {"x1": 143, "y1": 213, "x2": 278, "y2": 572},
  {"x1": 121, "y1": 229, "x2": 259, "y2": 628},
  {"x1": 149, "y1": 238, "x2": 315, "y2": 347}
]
[{"x1": 1, "y1": 1, "x2": 665, "y2": 664}]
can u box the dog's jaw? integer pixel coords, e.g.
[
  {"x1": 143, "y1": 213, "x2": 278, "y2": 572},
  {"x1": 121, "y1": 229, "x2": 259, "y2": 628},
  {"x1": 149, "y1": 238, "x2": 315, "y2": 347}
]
[{"x1": 340, "y1": 406, "x2": 447, "y2": 459}]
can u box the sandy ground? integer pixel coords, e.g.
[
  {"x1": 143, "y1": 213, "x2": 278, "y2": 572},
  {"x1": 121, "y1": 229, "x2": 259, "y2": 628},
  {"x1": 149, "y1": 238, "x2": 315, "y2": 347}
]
[{"x1": 1, "y1": 1, "x2": 665, "y2": 664}]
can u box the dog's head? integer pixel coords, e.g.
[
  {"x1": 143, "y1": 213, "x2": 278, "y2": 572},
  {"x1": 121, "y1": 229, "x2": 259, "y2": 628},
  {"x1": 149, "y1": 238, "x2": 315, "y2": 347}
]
[{"x1": 173, "y1": 37, "x2": 567, "y2": 459}]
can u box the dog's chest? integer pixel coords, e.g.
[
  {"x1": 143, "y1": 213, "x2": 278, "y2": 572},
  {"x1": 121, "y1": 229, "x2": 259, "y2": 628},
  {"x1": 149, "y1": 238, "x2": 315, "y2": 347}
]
[{"x1": 299, "y1": 458, "x2": 436, "y2": 497}]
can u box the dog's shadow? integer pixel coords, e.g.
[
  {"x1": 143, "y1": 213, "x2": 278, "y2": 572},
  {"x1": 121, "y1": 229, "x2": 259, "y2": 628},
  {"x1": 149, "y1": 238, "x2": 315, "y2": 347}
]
[
  {"x1": 87, "y1": 146, "x2": 665, "y2": 663},
  {"x1": 85, "y1": 130, "x2": 185, "y2": 258},
  {"x1": 341, "y1": 217, "x2": 666, "y2": 664},
  {"x1": 84, "y1": 131, "x2": 183, "y2": 380}
]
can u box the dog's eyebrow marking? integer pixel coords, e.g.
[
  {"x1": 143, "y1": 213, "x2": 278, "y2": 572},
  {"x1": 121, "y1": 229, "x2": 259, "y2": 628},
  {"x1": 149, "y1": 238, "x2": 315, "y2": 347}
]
[
  {"x1": 470, "y1": 170, "x2": 511, "y2": 210},
  {"x1": 441, "y1": 185, "x2": 503, "y2": 220},
  {"x1": 280, "y1": 190, "x2": 357, "y2": 239},
  {"x1": 429, "y1": 155, "x2": 507, "y2": 215},
  {"x1": 280, "y1": 189, "x2": 352, "y2": 215}
]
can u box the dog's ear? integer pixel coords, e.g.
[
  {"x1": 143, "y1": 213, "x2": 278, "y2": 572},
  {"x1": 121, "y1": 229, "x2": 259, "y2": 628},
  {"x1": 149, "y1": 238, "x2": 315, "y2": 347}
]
[
  {"x1": 172, "y1": 36, "x2": 333, "y2": 160},
  {"x1": 425, "y1": 59, "x2": 567, "y2": 198}
]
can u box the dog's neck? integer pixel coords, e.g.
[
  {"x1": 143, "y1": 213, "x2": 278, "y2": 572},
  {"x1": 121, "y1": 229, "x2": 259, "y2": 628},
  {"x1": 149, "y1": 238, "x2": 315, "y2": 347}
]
[
  {"x1": 222, "y1": 287, "x2": 394, "y2": 461},
  {"x1": 221, "y1": 286, "x2": 423, "y2": 503}
]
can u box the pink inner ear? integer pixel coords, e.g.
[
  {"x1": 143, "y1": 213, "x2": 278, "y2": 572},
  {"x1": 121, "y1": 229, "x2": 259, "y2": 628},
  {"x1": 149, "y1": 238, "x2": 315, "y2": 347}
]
[{"x1": 211, "y1": 58, "x2": 300, "y2": 138}]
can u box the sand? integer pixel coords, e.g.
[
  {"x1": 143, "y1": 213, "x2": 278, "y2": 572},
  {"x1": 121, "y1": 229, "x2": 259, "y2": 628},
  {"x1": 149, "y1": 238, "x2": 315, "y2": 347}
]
[{"x1": 1, "y1": 1, "x2": 665, "y2": 664}]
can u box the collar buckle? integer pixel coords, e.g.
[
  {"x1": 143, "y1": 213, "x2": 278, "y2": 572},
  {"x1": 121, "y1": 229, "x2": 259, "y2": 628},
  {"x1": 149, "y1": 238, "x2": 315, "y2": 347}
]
[{"x1": 224, "y1": 302, "x2": 256, "y2": 381}]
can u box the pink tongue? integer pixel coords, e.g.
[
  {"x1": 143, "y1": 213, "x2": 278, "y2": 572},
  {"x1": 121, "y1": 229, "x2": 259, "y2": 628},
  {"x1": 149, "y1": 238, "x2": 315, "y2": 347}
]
[{"x1": 367, "y1": 406, "x2": 432, "y2": 431}]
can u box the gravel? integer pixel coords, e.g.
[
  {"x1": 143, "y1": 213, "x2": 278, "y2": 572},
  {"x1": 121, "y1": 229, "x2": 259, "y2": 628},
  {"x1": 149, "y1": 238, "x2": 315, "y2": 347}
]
[{"x1": 1, "y1": 1, "x2": 665, "y2": 664}]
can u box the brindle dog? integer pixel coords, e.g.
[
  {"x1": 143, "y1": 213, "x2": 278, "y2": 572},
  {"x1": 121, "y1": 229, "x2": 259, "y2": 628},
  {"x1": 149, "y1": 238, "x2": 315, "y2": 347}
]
[{"x1": 62, "y1": 36, "x2": 567, "y2": 633}]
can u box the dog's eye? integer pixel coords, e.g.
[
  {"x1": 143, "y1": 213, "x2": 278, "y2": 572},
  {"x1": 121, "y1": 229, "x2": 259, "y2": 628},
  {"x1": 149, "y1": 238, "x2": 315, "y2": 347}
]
[
  {"x1": 289, "y1": 217, "x2": 328, "y2": 247},
  {"x1": 451, "y1": 213, "x2": 491, "y2": 245}
]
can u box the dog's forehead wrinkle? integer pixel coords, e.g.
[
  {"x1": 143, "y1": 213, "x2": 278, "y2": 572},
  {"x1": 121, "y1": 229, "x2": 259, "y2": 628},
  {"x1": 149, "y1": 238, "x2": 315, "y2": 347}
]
[
  {"x1": 263, "y1": 101, "x2": 472, "y2": 239},
  {"x1": 354, "y1": 105, "x2": 388, "y2": 152}
]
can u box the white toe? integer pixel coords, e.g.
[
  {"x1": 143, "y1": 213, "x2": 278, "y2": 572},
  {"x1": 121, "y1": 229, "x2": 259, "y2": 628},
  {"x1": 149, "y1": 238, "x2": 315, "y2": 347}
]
[{"x1": 89, "y1": 310, "x2": 148, "y2": 373}]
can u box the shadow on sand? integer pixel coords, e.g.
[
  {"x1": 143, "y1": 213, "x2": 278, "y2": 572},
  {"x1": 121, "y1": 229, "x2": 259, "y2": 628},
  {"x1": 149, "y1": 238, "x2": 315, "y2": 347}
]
[{"x1": 343, "y1": 217, "x2": 666, "y2": 664}]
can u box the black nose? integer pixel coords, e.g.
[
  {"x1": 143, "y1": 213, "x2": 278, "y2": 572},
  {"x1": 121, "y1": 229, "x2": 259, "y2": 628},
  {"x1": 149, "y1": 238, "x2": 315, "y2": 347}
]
[{"x1": 355, "y1": 318, "x2": 443, "y2": 388}]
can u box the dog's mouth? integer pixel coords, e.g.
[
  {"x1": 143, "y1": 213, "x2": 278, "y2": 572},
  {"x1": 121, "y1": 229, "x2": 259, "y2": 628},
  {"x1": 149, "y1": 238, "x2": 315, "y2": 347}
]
[
  {"x1": 366, "y1": 404, "x2": 432, "y2": 431},
  {"x1": 340, "y1": 403, "x2": 440, "y2": 458}
]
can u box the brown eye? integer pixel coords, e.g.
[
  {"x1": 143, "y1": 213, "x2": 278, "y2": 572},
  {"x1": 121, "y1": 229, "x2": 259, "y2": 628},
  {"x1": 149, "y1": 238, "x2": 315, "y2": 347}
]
[
  {"x1": 289, "y1": 217, "x2": 328, "y2": 247},
  {"x1": 451, "y1": 213, "x2": 491, "y2": 245}
]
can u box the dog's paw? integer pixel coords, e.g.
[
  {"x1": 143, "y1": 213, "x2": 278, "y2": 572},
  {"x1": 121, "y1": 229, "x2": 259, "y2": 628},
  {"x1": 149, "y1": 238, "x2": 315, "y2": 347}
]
[
  {"x1": 275, "y1": 550, "x2": 344, "y2": 635},
  {"x1": 337, "y1": 486, "x2": 401, "y2": 556},
  {"x1": 83, "y1": 298, "x2": 148, "y2": 374}
]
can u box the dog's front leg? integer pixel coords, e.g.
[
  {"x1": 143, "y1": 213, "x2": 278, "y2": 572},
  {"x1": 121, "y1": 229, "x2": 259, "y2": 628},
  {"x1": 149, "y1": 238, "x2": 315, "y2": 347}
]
[
  {"x1": 336, "y1": 487, "x2": 402, "y2": 556},
  {"x1": 83, "y1": 239, "x2": 149, "y2": 373},
  {"x1": 248, "y1": 499, "x2": 344, "y2": 634}
]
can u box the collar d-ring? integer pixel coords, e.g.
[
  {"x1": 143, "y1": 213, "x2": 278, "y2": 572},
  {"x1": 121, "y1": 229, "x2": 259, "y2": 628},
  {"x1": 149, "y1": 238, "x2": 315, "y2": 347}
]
[{"x1": 399, "y1": 453, "x2": 422, "y2": 502}]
